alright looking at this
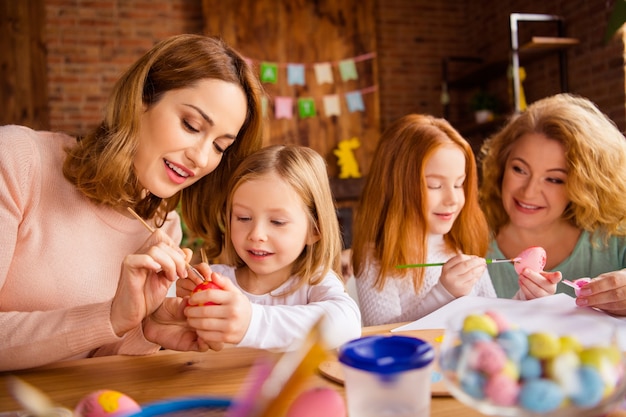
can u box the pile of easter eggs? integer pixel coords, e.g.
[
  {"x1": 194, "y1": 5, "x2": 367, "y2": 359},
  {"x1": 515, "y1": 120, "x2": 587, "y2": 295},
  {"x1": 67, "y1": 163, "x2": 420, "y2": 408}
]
[{"x1": 440, "y1": 310, "x2": 625, "y2": 414}]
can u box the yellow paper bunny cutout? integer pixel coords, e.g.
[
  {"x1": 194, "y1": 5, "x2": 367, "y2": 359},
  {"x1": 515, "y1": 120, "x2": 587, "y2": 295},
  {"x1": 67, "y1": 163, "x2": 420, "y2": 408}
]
[{"x1": 334, "y1": 137, "x2": 362, "y2": 179}]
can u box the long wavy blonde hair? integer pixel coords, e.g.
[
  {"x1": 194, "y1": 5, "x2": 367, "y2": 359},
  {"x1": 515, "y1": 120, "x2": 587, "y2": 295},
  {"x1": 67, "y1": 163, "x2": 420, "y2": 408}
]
[
  {"x1": 63, "y1": 34, "x2": 265, "y2": 258},
  {"x1": 221, "y1": 145, "x2": 343, "y2": 292},
  {"x1": 479, "y1": 93, "x2": 626, "y2": 243},
  {"x1": 352, "y1": 114, "x2": 488, "y2": 291}
]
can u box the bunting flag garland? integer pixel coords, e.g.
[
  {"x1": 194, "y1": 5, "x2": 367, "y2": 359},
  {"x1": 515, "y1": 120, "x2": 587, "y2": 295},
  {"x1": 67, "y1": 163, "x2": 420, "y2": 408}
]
[
  {"x1": 275, "y1": 96, "x2": 294, "y2": 119},
  {"x1": 339, "y1": 59, "x2": 358, "y2": 81},
  {"x1": 345, "y1": 91, "x2": 365, "y2": 112},
  {"x1": 323, "y1": 95, "x2": 341, "y2": 117},
  {"x1": 313, "y1": 62, "x2": 334, "y2": 84},
  {"x1": 247, "y1": 52, "x2": 376, "y2": 120},
  {"x1": 298, "y1": 98, "x2": 317, "y2": 118},
  {"x1": 287, "y1": 63, "x2": 306, "y2": 86},
  {"x1": 260, "y1": 62, "x2": 278, "y2": 84}
]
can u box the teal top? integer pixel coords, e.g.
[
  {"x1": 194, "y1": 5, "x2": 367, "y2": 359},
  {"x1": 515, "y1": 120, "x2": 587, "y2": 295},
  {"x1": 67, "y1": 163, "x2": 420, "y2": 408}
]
[{"x1": 487, "y1": 230, "x2": 626, "y2": 298}]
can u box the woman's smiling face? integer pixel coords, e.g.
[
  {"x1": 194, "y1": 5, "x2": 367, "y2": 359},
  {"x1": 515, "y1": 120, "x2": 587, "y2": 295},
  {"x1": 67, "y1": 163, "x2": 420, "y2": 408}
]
[
  {"x1": 501, "y1": 133, "x2": 570, "y2": 231},
  {"x1": 134, "y1": 78, "x2": 247, "y2": 198}
]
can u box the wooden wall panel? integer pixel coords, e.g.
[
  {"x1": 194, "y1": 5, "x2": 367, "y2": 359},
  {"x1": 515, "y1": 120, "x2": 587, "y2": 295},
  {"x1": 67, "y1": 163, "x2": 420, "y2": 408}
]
[
  {"x1": 202, "y1": 0, "x2": 379, "y2": 184},
  {"x1": 0, "y1": 0, "x2": 49, "y2": 129}
]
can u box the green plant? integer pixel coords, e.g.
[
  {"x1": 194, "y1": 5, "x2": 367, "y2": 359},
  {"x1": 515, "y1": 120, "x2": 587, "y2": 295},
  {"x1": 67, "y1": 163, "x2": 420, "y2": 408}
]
[{"x1": 469, "y1": 89, "x2": 498, "y2": 112}]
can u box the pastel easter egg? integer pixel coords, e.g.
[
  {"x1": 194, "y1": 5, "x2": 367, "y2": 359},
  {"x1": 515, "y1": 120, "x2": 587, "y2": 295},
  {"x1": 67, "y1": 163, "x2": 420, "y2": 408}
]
[
  {"x1": 462, "y1": 314, "x2": 498, "y2": 337},
  {"x1": 572, "y1": 277, "x2": 592, "y2": 296},
  {"x1": 484, "y1": 372, "x2": 520, "y2": 406},
  {"x1": 519, "y1": 379, "x2": 565, "y2": 413},
  {"x1": 528, "y1": 332, "x2": 560, "y2": 359},
  {"x1": 570, "y1": 366, "x2": 605, "y2": 408},
  {"x1": 514, "y1": 246, "x2": 547, "y2": 275},
  {"x1": 468, "y1": 340, "x2": 507, "y2": 374},
  {"x1": 74, "y1": 390, "x2": 141, "y2": 417},
  {"x1": 286, "y1": 387, "x2": 346, "y2": 417}
]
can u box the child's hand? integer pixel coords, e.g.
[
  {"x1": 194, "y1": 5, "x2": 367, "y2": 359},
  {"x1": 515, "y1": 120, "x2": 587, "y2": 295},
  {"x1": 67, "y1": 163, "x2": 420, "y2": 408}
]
[
  {"x1": 184, "y1": 266, "x2": 253, "y2": 348},
  {"x1": 575, "y1": 270, "x2": 626, "y2": 315},
  {"x1": 439, "y1": 254, "x2": 487, "y2": 298},
  {"x1": 518, "y1": 269, "x2": 561, "y2": 300}
]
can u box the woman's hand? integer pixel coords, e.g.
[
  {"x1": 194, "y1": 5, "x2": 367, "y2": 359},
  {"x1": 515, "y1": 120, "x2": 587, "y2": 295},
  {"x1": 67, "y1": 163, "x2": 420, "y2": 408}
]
[
  {"x1": 184, "y1": 264, "x2": 253, "y2": 348},
  {"x1": 143, "y1": 297, "x2": 209, "y2": 351},
  {"x1": 517, "y1": 269, "x2": 562, "y2": 300},
  {"x1": 439, "y1": 254, "x2": 487, "y2": 298},
  {"x1": 575, "y1": 270, "x2": 626, "y2": 315},
  {"x1": 176, "y1": 261, "x2": 210, "y2": 297},
  {"x1": 110, "y1": 229, "x2": 191, "y2": 337}
]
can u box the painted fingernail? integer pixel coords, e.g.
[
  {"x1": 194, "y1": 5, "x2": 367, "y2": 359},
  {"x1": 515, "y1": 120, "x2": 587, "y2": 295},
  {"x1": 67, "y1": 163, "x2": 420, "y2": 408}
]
[
  {"x1": 578, "y1": 288, "x2": 592, "y2": 296},
  {"x1": 576, "y1": 297, "x2": 588, "y2": 306}
]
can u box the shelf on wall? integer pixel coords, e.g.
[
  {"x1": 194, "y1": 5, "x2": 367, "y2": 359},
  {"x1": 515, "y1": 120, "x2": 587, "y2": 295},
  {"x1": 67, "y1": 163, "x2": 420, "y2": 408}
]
[{"x1": 519, "y1": 36, "x2": 579, "y2": 54}]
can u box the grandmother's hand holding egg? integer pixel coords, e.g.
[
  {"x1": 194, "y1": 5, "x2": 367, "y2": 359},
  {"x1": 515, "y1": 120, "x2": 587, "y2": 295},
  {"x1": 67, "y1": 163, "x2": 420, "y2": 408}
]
[
  {"x1": 440, "y1": 254, "x2": 487, "y2": 298},
  {"x1": 514, "y1": 246, "x2": 561, "y2": 300},
  {"x1": 110, "y1": 228, "x2": 193, "y2": 337},
  {"x1": 576, "y1": 269, "x2": 626, "y2": 316}
]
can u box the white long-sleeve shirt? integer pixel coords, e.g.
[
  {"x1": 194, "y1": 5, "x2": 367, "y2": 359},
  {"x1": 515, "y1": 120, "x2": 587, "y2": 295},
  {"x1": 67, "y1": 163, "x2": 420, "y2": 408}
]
[
  {"x1": 211, "y1": 264, "x2": 362, "y2": 350},
  {"x1": 356, "y1": 234, "x2": 496, "y2": 326}
]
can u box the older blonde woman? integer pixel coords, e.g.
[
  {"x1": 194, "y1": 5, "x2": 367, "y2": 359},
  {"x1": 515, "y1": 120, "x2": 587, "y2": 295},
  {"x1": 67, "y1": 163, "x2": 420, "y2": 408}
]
[{"x1": 480, "y1": 93, "x2": 626, "y2": 315}]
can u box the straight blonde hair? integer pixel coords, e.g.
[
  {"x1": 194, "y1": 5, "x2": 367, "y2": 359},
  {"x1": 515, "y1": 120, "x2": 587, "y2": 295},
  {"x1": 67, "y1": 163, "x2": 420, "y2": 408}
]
[{"x1": 222, "y1": 145, "x2": 343, "y2": 292}]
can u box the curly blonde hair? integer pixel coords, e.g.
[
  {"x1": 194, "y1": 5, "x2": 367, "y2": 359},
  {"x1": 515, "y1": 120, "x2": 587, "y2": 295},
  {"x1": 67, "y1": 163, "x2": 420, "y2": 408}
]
[{"x1": 479, "y1": 93, "x2": 626, "y2": 242}]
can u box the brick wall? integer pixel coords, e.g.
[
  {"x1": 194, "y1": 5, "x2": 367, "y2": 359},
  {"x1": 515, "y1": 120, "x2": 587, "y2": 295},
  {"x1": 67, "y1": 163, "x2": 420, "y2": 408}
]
[
  {"x1": 44, "y1": 0, "x2": 624, "y2": 136},
  {"x1": 375, "y1": 0, "x2": 624, "y2": 132},
  {"x1": 45, "y1": 0, "x2": 203, "y2": 136}
]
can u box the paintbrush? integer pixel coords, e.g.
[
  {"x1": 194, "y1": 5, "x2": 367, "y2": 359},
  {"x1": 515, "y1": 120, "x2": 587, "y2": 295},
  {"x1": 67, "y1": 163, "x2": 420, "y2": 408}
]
[
  {"x1": 396, "y1": 257, "x2": 521, "y2": 269},
  {"x1": 126, "y1": 207, "x2": 205, "y2": 281}
]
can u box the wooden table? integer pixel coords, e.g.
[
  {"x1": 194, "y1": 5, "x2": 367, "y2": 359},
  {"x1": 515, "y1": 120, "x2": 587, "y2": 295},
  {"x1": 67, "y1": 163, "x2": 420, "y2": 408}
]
[{"x1": 0, "y1": 324, "x2": 484, "y2": 416}]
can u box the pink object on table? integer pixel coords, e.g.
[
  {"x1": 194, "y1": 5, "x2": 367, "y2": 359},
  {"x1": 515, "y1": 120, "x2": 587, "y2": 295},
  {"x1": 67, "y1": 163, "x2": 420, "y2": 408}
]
[
  {"x1": 286, "y1": 387, "x2": 346, "y2": 417},
  {"x1": 563, "y1": 277, "x2": 592, "y2": 296},
  {"x1": 514, "y1": 246, "x2": 547, "y2": 275}
]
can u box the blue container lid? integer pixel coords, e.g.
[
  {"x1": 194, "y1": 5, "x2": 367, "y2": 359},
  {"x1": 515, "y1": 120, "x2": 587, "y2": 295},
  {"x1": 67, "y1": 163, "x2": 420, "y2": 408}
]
[{"x1": 338, "y1": 335, "x2": 434, "y2": 374}]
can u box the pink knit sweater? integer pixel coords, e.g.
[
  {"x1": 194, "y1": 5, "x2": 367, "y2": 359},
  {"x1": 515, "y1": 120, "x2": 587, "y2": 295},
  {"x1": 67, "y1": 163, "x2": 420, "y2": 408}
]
[{"x1": 0, "y1": 125, "x2": 182, "y2": 371}]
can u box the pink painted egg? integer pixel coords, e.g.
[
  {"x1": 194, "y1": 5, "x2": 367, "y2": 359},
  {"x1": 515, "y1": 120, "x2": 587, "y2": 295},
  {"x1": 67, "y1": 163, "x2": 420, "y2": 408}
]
[
  {"x1": 514, "y1": 246, "x2": 547, "y2": 275},
  {"x1": 74, "y1": 390, "x2": 141, "y2": 417},
  {"x1": 573, "y1": 277, "x2": 592, "y2": 296},
  {"x1": 286, "y1": 387, "x2": 346, "y2": 417}
]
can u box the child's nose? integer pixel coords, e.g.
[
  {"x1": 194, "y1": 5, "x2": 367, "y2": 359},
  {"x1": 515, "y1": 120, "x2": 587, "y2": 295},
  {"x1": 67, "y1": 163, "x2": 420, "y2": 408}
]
[{"x1": 248, "y1": 222, "x2": 267, "y2": 241}]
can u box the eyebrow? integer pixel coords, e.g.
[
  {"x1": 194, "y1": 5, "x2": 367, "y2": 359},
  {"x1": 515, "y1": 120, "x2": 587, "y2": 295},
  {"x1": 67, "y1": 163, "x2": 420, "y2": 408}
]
[
  {"x1": 510, "y1": 157, "x2": 567, "y2": 174},
  {"x1": 183, "y1": 104, "x2": 237, "y2": 140}
]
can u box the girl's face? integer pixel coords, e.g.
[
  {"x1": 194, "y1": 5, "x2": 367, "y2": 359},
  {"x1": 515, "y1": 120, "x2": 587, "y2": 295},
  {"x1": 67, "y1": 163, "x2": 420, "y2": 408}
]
[
  {"x1": 134, "y1": 79, "x2": 247, "y2": 198},
  {"x1": 501, "y1": 133, "x2": 570, "y2": 231},
  {"x1": 425, "y1": 145, "x2": 466, "y2": 235},
  {"x1": 230, "y1": 172, "x2": 317, "y2": 286}
]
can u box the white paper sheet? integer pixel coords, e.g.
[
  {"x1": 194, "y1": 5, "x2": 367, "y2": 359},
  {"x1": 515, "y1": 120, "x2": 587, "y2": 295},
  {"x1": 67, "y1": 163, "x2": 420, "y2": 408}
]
[{"x1": 391, "y1": 293, "x2": 626, "y2": 347}]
